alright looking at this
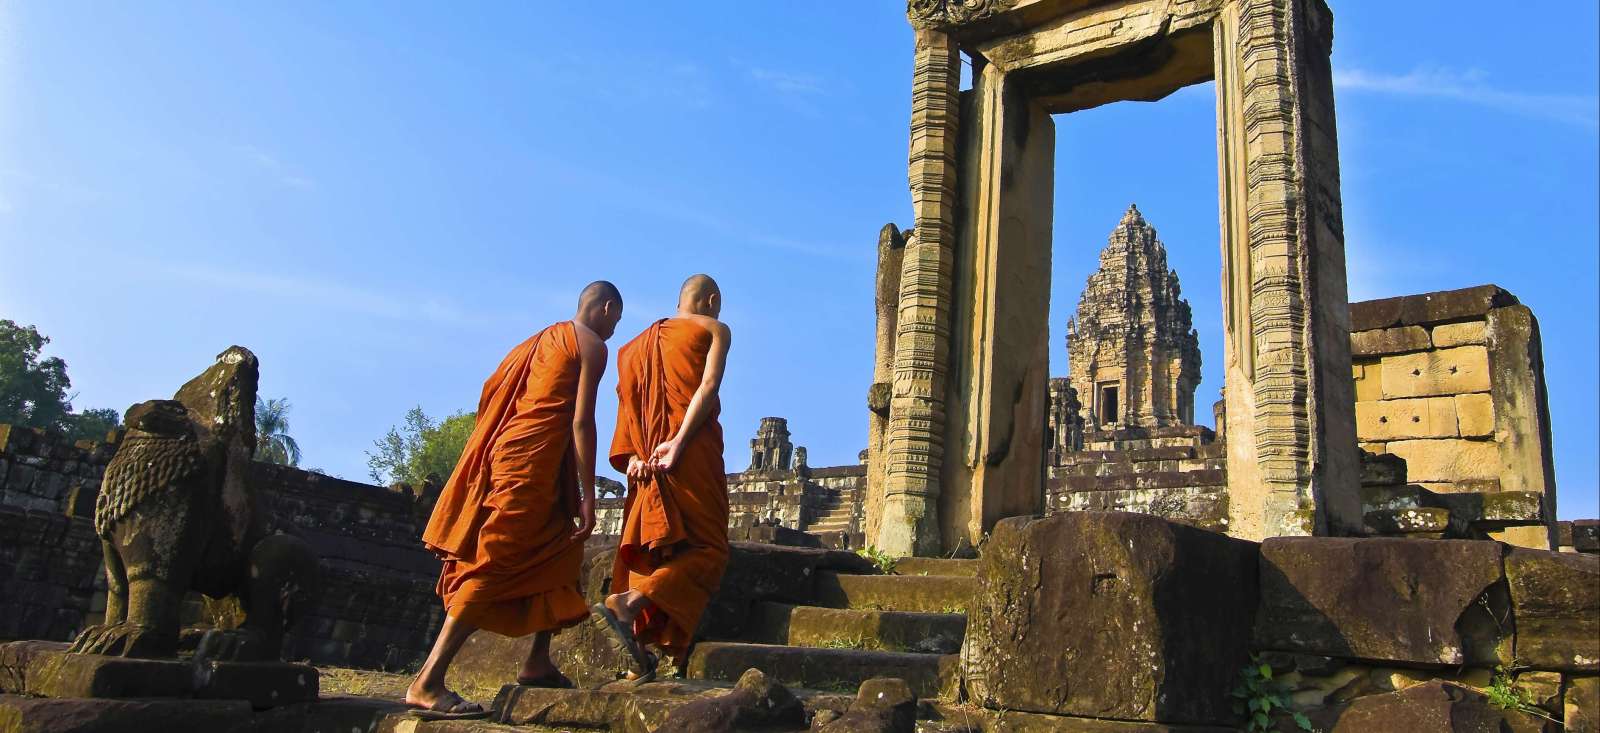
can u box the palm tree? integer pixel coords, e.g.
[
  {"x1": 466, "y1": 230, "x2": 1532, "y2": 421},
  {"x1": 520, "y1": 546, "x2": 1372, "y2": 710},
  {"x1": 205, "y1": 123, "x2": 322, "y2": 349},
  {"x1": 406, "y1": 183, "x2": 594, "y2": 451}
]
[{"x1": 255, "y1": 396, "x2": 301, "y2": 466}]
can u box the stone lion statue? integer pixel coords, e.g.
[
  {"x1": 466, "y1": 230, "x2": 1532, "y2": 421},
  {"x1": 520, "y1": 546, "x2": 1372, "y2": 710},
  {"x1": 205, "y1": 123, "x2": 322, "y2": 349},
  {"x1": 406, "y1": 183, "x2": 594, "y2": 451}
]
[{"x1": 68, "y1": 346, "x2": 319, "y2": 661}]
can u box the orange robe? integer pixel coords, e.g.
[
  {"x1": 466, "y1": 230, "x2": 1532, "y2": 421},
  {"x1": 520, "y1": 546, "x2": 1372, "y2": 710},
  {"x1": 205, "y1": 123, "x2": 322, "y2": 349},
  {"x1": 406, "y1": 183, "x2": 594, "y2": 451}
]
[
  {"x1": 609, "y1": 318, "x2": 730, "y2": 660},
  {"x1": 421, "y1": 321, "x2": 590, "y2": 637}
]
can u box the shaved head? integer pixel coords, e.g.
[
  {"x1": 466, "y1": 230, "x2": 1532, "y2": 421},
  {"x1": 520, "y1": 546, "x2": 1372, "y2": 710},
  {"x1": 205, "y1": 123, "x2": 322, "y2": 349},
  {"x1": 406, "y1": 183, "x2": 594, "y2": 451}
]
[
  {"x1": 677, "y1": 273, "x2": 722, "y2": 318},
  {"x1": 575, "y1": 280, "x2": 624, "y2": 340},
  {"x1": 679, "y1": 274, "x2": 719, "y2": 302},
  {"x1": 579, "y1": 280, "x2": 622, "y2": 308}
]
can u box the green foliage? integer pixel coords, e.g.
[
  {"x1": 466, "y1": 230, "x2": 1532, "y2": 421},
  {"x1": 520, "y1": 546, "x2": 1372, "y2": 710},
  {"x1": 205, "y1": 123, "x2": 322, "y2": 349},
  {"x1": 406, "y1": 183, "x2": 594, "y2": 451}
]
[
  {"x1": 66, "y1": 407, "x2": 121, "y2": 442},
  {"x1": 0, "y1": 320, "x2": 121, "y2": 440},
  {"x1": 366, "y1": 407, "x2": 476, "y2": 487},
  {"x1": 818, "y1": 634, "x2": 877, "y2": 650},
  {"x1": 254, "y1": 397, "x2": 301, "y2": 466},
  {"x1": 0, "y1": 320, "x2": 71, "y2": 430},
  {"x1": 1231, "y1": 655, "x2": 1312, "y2": 732},
  {"x1": 855, "y1": 545, "x2": 897, "y2": 574},
  {"x1": 1485, "y1": 664, "x2": 1558, "y2": 723}
]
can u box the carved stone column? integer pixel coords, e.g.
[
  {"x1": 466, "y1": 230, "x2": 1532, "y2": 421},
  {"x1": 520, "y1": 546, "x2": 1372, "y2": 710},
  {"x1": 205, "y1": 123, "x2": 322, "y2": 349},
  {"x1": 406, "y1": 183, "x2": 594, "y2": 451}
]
[
  {"x1": 1214, "y1": 0, "x2": 1360, "y2": 539},
  {"x1": 875, "y1": 28, "x2": 961, "y2": 557},
  {"x1": 865, "y1": 223, "x2": 907, "y2": 545},
  {"x1": 941, "y1": 56, "x2": 1055, "y2": 551}
]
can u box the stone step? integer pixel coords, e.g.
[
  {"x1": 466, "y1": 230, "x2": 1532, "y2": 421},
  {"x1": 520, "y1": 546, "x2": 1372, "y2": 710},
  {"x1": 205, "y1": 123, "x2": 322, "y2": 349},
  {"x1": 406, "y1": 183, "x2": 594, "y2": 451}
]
[
  {"x1": 1050, "y1": 468, "x2": 1227, "y2": 493},
  {"x1": 1055, "y1": 457, "x2": 1227, "y2": 478},
  {"x1": 685, "y1": 642, "x2": 956, "y2": 698},
  {"x1": 814, "y1": 571, "x2": 975, "y2": 614},
  {"x1": 892, "y1": 557, "x2": 979, "y2": 577},
  {"x1": 749, "y1": 602, "x2": 966, "y2": 654}
]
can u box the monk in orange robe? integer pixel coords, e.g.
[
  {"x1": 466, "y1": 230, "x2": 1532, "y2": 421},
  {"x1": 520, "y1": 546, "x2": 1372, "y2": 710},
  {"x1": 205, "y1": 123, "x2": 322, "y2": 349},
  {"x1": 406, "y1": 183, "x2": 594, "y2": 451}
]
[
  {"x1": 596, "y1": 274, "x2": 732, "y2": 679},
  {"x1": 406, "y1": 281, "x2": 623, "y2": 717}
]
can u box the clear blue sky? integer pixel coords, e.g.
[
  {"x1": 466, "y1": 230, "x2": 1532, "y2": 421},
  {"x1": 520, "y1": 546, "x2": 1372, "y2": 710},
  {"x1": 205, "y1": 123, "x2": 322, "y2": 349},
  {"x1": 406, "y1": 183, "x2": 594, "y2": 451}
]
[{"x1": 3, "y1": 3, "x2": 1595, "y2": 519}]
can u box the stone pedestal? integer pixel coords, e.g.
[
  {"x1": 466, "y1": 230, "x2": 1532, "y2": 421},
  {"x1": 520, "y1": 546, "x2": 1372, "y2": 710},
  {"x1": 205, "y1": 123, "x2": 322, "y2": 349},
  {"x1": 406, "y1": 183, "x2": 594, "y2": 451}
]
[
  {"x1": 962, "y1": 512, "x2": 1259, "y2": 725},
  {"x1": 0, "y1": 641, "x2": 318, "y2": 714}
]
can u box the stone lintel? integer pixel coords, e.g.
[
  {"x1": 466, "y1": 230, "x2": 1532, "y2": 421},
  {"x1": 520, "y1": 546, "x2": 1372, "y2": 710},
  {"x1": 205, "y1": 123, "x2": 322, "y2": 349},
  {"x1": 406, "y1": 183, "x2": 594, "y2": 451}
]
[{"x1": 1348, "y1": 284, "x2": 1519, "y2": 332}]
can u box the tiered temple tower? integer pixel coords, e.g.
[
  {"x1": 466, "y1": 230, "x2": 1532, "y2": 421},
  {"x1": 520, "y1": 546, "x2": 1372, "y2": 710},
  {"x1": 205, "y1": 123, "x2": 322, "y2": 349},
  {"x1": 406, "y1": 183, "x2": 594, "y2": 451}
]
[
  {"x1": 748, "y1": 417, "x2": 795, "y2": 472},
  {"x1": 1066, "y1": 204, "x2": 1201, "y2": 431}
]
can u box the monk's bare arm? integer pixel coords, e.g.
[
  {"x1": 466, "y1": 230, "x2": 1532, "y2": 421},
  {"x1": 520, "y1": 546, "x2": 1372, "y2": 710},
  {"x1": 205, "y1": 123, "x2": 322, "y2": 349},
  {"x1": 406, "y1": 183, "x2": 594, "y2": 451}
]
[
  {"x1": 572, "y1": 332, "x2": 607, "y2": 536},
  {"x1": 653, "y1": 321, "x2": 731, "y2": 471}
]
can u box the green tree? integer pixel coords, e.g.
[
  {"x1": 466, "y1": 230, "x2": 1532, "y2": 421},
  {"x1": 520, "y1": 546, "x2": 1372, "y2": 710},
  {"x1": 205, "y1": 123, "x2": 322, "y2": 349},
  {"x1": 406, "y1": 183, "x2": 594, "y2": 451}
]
[
  {"x1": 367, "y1": 407, "x2": 476, "y2": 487},
  {"x1": 0, "y1": 319, "x2": 73, "y2": 430},
  {"x1": 66, "y1": 407, "x2": 122, "y2": 442},
  {"x1": 0, "y1": 320, "x2": 121, "y2": 440},
  {"x1": 255, "y1": 396, "x2": 302, "y2": 466}
]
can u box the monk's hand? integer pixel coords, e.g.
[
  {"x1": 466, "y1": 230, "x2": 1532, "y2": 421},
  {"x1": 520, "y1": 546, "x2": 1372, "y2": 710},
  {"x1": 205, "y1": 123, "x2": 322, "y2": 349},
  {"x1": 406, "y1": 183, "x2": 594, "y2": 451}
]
[
  {"x1": 650, "y1": 438, "x2": 682, "y2": 473},
  {"x1": 572, "y1": 492, "x2": 596, "y2": 540},
  {"x1": 626, "y1": 456, "x2": 650, "y2": 481}
]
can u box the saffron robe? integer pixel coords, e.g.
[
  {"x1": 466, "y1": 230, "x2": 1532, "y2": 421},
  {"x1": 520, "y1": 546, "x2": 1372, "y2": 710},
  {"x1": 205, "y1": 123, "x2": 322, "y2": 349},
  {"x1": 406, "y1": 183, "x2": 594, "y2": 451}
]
[
  {"x1": 421, "y1": 321, "x2": 589, "y2": 637},
  {"x1": 609, "y1": 318, "x2": 730, "y2": 659}
]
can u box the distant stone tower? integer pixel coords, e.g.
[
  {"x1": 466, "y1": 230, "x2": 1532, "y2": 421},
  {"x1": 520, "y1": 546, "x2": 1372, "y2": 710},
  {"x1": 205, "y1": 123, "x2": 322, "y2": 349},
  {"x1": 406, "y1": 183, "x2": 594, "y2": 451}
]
[
  {"x1": 1066, "y1": 204, "x2": 1201, "y2": 430},
  {"x1": 748, "y1": 417, "x2": 794, "y2": 472}
]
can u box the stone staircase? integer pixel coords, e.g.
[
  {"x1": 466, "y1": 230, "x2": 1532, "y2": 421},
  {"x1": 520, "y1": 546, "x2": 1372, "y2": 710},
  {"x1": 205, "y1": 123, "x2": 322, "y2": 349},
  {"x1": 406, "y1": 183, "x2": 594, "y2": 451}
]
[
  {"x1": 1048, "y1": 426, "x2": 1228, "y2": 532},
  {"x1": 683, "y1": 556, "x2": 978, "y2": 698},
  {"x1": 801, "y1": 491, "x2": 862, "y2": 549}
]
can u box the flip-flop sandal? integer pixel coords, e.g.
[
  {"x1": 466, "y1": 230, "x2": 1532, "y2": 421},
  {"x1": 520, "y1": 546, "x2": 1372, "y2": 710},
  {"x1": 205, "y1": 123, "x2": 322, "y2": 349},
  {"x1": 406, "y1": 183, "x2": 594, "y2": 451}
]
[
  {"x1": 407, "y1": 690, "x2": 488, "y2": 721},
  {"x1": 621, "y1": 653, "x2": 659, "y2": 686},
  {"x1": 591, "y1": 602, "x2": 658, "y2": 679},
  {"x1": 516, "y1": 670, "x2": 575, "y2": 689}
]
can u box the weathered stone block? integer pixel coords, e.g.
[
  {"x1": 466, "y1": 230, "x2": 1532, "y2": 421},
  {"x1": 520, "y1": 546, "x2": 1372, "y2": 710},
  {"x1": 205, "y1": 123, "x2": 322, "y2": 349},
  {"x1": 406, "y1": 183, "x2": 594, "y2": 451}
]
[
  {"x1": 1350, "y1": 326, "x2": 1430, "y2": 357},
  {"x1": 1432, "y1": 321, "x2": 1487, "y2": 348},
  {"x1": 1381, "y1": 346, "x2": 1491, "y2": 399},
  {"x1": 1355, "y1": 397, "x2": 1458, "y2": 441},
  {"x1": 0, "y1": 693, "x2": 253, "y2": 733},
  {"x1": 1349, "y1": 285, "x2": 1518, "y2": 332},
  {"x1": 817, "y1": 677, "x2": 917, "y2": 733},
  {"x1": 1576, "y1": 521, "x2": 1600, "y2": 552},
  {"x1": 13, "y1": 647, "x2": 317, "y2": 709},
  {"x1": 1255, "y1": 537, "x2": 1510, "y2": 666},
  {"x1": 1454, "y1": 393, "x2": 1495, "y2": 438},
  {"x1": 1505, "y1": 548, "x2": 1599, "y2": 672},
  {"x1": 1295, "y1": 680, "x2": 1547, "y2": 732},
  {"x1": 1353, "y1": 361, "x2": 1382, "y2": 402},
  {"x1": 1359, "y1": 451, "x2": 1407, "y2": 487},
  {"x1": 1363, "y1": 508, "x2": 1451, "y2": 537},
  {"x1": 1385, "y1": 439, "x2": 1500, "y2": 483},
  {"x1": 1567, "y1": 676, "x2": 1599, "y2": 733},
  {"x1": 963, "y1": 512, "x2": 1258, "y2": 725}
]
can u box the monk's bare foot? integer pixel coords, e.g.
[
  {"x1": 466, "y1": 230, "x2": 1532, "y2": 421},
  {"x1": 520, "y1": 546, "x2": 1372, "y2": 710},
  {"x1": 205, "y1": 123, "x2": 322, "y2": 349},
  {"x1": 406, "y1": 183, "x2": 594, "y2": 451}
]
[
  {"x1": 406, "y1": 679, "x2": 470, "y2": 712},
  {"x1": 605, "y1": 591, "x2": 644, "y2": 626}
]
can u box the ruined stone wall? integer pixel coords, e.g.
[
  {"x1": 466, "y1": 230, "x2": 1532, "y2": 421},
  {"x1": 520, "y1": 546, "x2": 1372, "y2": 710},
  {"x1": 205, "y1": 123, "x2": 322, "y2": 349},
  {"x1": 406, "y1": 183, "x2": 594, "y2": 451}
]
[
  {"x1": 248, "y1": 463, "x2": 444, "y2": 671},
  {"x1": 594, "y1": 463, "x2": 868, "y2": 549},
  {"x1": 0, "y1": 426, "x2": 114, "y2": 642},
  {"x1": 964, "y1": 511, "x2": 1597, "y2": 728},
  {"x1": 1349, "y1": 285, "x2": 1557, "y2": 548},
  {"x1": 0, "y1": 425, "x2": 115, "y2": 516},
  {"x1": 0, "y1": 506, "x2": 100, "y2": 643},
  {"x1": 0, "y1": 426, "x2": 445, "y2": 670}
]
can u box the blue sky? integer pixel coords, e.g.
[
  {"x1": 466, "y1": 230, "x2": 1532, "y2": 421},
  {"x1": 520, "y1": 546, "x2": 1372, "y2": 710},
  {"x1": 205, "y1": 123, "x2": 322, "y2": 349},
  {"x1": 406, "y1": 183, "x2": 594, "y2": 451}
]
[{"x1": 2, "y1": 3, "x2": 1595, "y2": 519}]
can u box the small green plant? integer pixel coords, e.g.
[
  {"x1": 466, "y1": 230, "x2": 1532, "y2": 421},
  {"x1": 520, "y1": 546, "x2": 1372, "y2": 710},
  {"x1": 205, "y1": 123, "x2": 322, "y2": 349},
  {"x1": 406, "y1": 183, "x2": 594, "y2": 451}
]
[
  {"x1": 856, "y1": 545, "x2": 897, "y2": 574},
  {"x1": 1231, "y1": 655, "x2": 1312, "y2": 732},
  {"x1": 1486, "y1": 665, "x2": 1559, "y2": 724},
  {"x1": 818, "y1": 634, "x2": 878, "y2": 650}
]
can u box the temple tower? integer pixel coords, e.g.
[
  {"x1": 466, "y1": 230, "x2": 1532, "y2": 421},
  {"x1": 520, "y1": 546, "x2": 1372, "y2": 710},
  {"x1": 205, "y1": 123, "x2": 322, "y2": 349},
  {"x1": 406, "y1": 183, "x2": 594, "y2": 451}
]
[
  {"x1": 1067, "y1": 205, "x2": 1202, "y2": 431},
  {"x1": 749, "y1": 417, "x2": 794, "y2": 472}
]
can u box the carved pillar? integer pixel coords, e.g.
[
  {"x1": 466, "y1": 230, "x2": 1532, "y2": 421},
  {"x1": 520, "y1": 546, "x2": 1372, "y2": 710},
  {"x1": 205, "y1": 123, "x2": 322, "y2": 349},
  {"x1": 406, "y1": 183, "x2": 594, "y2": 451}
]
[
  {"x1": 941, "y1": 56, "x2": 1054, "y2": 551},
  {"x1": 865, "y1": 223, "x2": 907, "y2": 545},
  {"x1": 1215, "y1": 0, "x2": 1359, "y2": 539},
  {"x1": 875, "y1": 28, "x2": 960, "y2": 557}
]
